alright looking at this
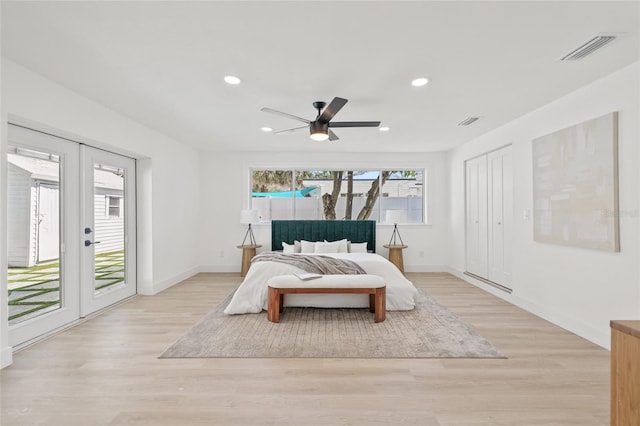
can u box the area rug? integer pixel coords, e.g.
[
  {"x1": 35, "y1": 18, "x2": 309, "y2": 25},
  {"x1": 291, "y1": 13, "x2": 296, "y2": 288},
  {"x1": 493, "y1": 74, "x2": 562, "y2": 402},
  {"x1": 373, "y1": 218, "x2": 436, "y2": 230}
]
[{"x1": 160, "y1": 289, "x2": 505, "y2": 359}]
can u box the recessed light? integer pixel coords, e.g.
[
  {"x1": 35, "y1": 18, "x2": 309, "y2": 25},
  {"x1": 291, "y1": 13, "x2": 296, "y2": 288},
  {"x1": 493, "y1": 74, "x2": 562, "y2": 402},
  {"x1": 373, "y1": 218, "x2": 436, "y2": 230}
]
[
  {"x1": 224, "y1": 75, "x2": 241, "y2": 85},
  {"x1": 261, "y1": 127, "x2": 273, "y2": 132},
  {"x1": 379, "y1": 126, "x2": 390, "y2": 132},
  {"x1": 411, "y1": 77, "x2": 429, "y2": 87}
]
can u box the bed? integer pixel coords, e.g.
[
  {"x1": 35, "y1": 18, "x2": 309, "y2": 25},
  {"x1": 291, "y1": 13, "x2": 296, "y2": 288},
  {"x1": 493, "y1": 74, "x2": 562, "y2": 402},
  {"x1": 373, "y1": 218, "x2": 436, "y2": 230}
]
[{"x1": 224, "y1": 220, "x2": 418, "y2": 315}]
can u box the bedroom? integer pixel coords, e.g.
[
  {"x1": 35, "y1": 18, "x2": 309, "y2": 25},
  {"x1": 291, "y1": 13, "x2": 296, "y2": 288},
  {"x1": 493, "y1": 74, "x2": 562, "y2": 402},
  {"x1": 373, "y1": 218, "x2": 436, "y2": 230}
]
[{"x1": 1, "y1": 1, "x2": 639, "y2": 425}]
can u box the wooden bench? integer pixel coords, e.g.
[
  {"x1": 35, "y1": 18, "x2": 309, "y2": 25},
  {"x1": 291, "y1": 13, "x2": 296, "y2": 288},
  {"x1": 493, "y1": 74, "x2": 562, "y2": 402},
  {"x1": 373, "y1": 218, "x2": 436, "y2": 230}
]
[{"x1": 267, "y1": 274, "x2": 386, "y2": 323}]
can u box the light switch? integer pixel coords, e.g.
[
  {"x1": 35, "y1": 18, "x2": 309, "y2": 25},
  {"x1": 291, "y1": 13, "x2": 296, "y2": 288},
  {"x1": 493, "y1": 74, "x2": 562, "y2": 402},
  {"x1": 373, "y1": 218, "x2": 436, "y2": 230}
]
[{"x1": 523, "y1": 209, "x2": 530, "y2": 220}]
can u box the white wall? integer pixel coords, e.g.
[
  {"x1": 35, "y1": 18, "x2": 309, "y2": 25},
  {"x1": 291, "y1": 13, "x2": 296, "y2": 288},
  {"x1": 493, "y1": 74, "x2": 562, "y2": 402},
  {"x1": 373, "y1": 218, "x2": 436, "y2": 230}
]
[
  {"x1": 198, "y1": 151, "x2": 450, "y2": 273},
  {"x1": 447, "y1": 61, "x2": 640, "y2": 349},
  {"x1": 2, "y1": 55, "x2": 637, "y2": 370},
  {"x1": 1, "y1": 59, "x2": 201, "y2": 367}
]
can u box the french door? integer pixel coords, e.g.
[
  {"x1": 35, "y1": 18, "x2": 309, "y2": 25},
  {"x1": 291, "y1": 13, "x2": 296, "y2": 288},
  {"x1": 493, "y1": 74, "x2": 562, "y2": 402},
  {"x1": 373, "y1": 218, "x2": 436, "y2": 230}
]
[
  {"x1": 7, "y1": 124, "x2": 137, "y2": 347},
  {"x1": 80, "y1": 146, "x2": 136, "y2": 316},
  {"x1": 7, "y1": 125, "x2": 81, "y2": 347}
]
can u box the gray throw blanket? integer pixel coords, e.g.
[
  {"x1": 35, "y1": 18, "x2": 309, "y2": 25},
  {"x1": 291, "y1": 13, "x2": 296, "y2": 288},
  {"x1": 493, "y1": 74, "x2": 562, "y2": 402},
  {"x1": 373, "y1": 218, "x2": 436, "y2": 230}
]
[{"x1": 251, "y1": 253, "x2": 366, "y2": 275}]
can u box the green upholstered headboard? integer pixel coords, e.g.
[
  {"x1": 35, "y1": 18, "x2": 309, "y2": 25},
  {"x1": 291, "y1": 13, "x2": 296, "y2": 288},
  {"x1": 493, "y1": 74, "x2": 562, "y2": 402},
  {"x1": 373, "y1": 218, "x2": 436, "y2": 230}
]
[{"x1": 271, "y1": 220, "x2": 376, "y2": 253}]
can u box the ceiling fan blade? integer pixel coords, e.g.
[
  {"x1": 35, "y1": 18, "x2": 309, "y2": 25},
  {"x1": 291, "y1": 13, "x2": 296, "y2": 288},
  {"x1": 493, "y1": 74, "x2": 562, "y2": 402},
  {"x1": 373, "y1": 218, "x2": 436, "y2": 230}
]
[
  {"x1": 329, "y1": 121, "x2": 381, "y2": 128},
  {"x1": 261, "y1": 107, "x2": 310, "y2": 124},
  {"x1": 274, "y1": 125, "x2": 308, "y2": 135},
  {"x1": 317, "y1": 97, "x2": 348, "y2": 123},
  {"x1": 328, "y1": 129, "x2": 339, "y2": 141}
]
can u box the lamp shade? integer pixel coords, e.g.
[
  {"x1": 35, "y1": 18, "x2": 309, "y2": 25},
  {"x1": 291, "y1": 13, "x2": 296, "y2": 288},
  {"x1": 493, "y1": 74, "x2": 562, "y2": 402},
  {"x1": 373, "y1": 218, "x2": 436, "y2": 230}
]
[
  {"x1": 385, "y1": 209, "x2": 406, "y2": 225},
  {"x1": 240, "y1": 209, "x2": 259, "y2": 224}
]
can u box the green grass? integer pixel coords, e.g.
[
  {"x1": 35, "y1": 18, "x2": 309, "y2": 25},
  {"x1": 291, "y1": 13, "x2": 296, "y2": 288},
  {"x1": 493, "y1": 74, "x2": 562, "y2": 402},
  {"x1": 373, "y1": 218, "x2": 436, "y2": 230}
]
[
  {"x1": 7, "y1": 261, "x2": 60, "y2": 274},
  {"x1": 8, "y1": 250, "x2": 125, "y2": 323}
]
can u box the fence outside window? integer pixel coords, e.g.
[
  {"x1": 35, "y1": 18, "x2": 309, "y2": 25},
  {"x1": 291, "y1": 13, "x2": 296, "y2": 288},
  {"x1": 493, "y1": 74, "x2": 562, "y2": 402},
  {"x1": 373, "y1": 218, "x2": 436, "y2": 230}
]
[{"x1": 250, "y1": 169, "x2": 425, "y2": 223}]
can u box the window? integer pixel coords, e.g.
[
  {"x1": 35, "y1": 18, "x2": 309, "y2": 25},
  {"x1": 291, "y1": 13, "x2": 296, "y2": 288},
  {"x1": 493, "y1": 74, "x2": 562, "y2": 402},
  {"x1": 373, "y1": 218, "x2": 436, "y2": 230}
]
[
  {"x1": 250, "y1": 169, "x2": 425, "y2": 223},
  {"x1": 107, "y1": 196, "x2": 122, "y2": 218}
]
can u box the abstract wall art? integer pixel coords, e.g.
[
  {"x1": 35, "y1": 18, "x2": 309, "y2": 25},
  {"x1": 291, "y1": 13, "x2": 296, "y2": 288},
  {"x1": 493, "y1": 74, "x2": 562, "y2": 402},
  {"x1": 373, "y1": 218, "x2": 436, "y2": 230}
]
[{"x1": 532, "y1": 112, "x2": 619, "y2": 252}]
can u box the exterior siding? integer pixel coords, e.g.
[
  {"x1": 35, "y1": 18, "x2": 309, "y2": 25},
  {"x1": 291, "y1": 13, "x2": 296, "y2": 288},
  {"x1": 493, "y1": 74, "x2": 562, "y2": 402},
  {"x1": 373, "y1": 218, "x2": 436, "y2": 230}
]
[
  {"x1": 9, "y1": 167, "x2": 125, "y2": 263},
  {"x1": 7, "y1": 164, "x2": 34, "y2": 267},
  {"x1": 94, "y1": 189, "x2": 125, "y2": 254},
  {"x1": 29, "y1": 182, "x2": 38, "y2": 265}
]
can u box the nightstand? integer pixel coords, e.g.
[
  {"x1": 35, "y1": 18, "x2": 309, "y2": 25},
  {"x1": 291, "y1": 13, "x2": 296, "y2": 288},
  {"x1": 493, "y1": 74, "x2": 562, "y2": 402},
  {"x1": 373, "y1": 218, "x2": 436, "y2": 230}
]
[
  {"x1": 383, "y1": 244, "x2": 408, "y2": 273},
  {"x1": 237, "y1": 244, "x2": 261, "y2": 277}
]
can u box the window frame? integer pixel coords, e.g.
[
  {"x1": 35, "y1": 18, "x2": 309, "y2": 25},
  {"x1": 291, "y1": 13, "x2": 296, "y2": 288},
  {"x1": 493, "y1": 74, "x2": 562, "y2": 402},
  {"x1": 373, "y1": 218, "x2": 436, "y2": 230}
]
[{"x1": 106, "y1": 195, "x2": 122, "y2": 219}]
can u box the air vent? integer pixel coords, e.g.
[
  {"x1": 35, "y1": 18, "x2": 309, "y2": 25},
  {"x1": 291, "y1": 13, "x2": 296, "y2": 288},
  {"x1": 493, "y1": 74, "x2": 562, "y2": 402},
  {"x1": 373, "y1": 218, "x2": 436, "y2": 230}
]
[
  {"x1": 561, "y1": 35, "x2": 617, "y2": 61},
  {"x1": 458, "y1": 117, "x2": 479, "y2": 126}
]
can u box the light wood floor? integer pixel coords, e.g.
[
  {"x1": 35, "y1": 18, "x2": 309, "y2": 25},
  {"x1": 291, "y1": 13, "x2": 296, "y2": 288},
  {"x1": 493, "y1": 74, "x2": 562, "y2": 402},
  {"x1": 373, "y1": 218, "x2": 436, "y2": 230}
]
[{"x1": 1, "y1": 273, "x2": 610, "y2": 426}]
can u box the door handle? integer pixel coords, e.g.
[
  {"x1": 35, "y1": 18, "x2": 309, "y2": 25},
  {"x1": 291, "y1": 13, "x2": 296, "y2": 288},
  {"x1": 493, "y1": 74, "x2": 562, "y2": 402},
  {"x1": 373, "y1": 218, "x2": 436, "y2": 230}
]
[{"x1": 84, "y1": 240, "x2": 102, "y2": 247}]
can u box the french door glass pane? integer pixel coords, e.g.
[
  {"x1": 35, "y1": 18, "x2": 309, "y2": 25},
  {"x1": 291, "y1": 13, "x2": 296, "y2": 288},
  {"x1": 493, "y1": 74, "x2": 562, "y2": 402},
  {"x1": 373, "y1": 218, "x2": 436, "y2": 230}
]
[
  {"x1": 93, "y1": 163, "x2": 125, "y2": 294},
  {"x1": 7, "y1": 146, "x2": 62, "y2": 324}
]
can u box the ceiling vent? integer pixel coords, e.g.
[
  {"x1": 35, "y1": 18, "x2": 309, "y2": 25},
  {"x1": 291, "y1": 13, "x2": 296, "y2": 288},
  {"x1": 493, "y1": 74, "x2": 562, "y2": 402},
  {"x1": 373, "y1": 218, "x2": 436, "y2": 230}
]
[
  {"x1": 458, "y1": 117, "x2": 479, "y2": 126},
  {"x1": 560, "y1": 34, "x2": 617, "y2": 61}
]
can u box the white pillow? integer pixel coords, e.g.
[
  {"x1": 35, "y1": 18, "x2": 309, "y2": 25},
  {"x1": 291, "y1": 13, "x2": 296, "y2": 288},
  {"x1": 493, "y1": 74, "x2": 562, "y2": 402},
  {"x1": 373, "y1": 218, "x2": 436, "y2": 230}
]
[
  {"x1": 300, "y1": 240, "x2": 316, "y2": 253},
  {"x1": 349, "y1": 242, "x2": 368, "y2": 253},
  {"x1": 325, "y1": 239, "x2": 349, "y2": 253},
  {"x1": 282, "y1": 241, "x2": 301, "y2": 253},
  {"x1": 314, "y1": 240, "x2": 342, "y2": 253}
]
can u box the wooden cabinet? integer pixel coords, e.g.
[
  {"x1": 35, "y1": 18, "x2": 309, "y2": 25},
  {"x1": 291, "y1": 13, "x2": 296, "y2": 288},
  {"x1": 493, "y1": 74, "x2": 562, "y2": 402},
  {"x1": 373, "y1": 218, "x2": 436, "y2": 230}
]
[{"x1": 611, "y1": 320, "x2": 640, "y2": 426}]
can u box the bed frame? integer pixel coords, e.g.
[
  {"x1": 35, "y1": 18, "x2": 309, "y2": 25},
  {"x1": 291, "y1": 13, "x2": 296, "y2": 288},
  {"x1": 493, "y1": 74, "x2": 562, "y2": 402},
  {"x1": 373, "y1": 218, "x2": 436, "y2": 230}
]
[{"x1": 271, "y1": 220, "x2": 377, "y2": 253}]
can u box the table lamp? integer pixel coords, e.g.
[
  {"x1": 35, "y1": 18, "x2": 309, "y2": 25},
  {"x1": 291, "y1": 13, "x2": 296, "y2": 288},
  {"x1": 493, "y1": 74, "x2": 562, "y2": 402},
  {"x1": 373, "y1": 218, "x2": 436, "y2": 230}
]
[
  {"x1": 240, "y1": 209, "x2": 259, "y2": 246},
  {"x1": 385, "y1": 209, "x2": 406, "y2": 246}
]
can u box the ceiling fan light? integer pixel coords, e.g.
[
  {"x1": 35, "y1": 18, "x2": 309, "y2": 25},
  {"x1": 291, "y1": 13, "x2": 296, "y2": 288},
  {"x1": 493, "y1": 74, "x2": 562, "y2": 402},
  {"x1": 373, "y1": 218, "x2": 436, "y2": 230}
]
[
  {"x1": 309, "y1": 121, "x2": 329, "y2": 141},
  {"x1": 310, "y1": 131, "x2": 329, "y2": 141}
]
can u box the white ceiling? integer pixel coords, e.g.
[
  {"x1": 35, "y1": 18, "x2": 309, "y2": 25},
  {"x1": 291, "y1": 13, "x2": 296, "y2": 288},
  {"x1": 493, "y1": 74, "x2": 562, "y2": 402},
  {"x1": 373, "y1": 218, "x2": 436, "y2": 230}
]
[{"x1": 2, "y1": 1, "x2": 639, "y2": 153}]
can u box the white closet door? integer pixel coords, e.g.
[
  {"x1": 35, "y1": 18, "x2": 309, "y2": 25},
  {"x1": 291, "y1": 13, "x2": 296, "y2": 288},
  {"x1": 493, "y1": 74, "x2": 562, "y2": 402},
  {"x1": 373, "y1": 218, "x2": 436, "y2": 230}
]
[
  {"x1": 465, "y1": 155, "x2": 488, "y2": 278},
  {"x1": 487, "y1": 146, "x2": 513, "y2": 288}
]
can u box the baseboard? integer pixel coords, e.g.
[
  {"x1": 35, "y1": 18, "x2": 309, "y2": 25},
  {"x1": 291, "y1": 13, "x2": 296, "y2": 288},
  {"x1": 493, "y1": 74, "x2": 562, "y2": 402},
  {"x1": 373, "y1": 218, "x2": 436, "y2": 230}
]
[
  {"x1": 444, "y1": 266, "x2": 468, "y2": 280},
  {"x1": 198, "y1": 264, "x2": 241, "y2": 273},
  {"x1": 1, "y1": 346, "x2": 13, "y2": 369},
  {"x1": 404, "y1": 264, "x2": 448, "y2": 273},
  {"x1": 446, "y1": 266, "x2": 610, "y2": 350},
  {"x1": 142, "y1": 266, "x2": 200, "y2": 295},
  {"x1": 509, "y1": 292, "x2": 610, "y2": 350}
]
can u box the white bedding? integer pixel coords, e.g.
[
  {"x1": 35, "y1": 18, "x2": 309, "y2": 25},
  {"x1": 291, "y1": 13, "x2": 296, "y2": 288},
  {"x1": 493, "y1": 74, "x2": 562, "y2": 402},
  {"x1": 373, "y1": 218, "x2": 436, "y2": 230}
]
[{"x1": 224, "y1": 253, "x2": 418, "y2": 314}]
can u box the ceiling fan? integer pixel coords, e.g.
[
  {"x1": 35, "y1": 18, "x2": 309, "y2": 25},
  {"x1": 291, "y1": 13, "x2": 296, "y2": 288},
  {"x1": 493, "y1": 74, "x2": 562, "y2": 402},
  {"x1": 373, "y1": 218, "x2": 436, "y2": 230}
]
[{"x1": 261, "y1": 97, "x2": 380, "y2": 141}]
